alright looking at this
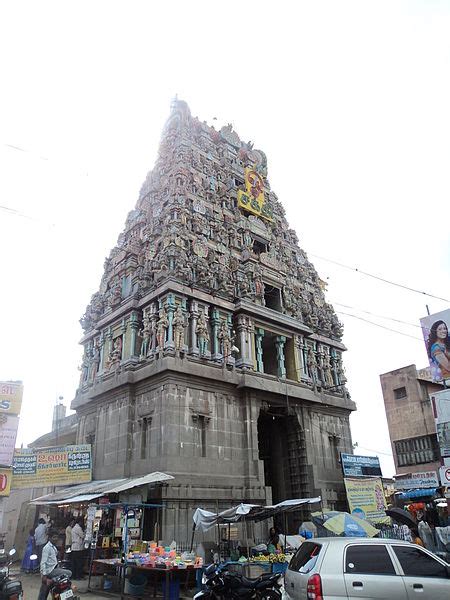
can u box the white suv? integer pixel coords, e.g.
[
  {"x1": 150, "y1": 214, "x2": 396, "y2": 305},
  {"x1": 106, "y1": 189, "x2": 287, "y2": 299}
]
[{"x1": 284, "y1": 537, "x2": 450, "y2": 599}]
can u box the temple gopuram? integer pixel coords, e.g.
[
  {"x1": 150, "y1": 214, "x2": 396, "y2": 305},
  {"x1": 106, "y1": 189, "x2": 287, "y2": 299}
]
[{"x1": 72, "y1": 100, "x2": 355, "y2": 540}]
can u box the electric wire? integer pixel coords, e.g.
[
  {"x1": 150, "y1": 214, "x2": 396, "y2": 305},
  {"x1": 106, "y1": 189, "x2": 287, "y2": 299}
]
[
  {"x1": 310, "y1": 253, "x2": 450, "y2": 303},
  {"x1": 336, "y1": 311, "x2": 423, "y2": 341},
  {"x1": 334, "y1": 302, "x2": 421, "y2": 329}
]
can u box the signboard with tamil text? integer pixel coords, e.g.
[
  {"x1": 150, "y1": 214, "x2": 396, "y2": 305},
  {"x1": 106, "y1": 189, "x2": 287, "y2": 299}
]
[
  {"x1": 11, "y1": 445, "x2": 92, "y2": 489},
  {"x1": 0, "y1": 415, "x2": 20, "y2": 466},
  {"x1": 394, "y1": 471, "x2": 439, "y2": 490},
  {"x1": 0, "y1": 382, "x2": 23, "y2": 415},
  {"x1": 341, "y1": 453, "x2": 382, "y2": 478},
  {"x1": 344, "y1": 477, "x2": 389, "y2": 523}
]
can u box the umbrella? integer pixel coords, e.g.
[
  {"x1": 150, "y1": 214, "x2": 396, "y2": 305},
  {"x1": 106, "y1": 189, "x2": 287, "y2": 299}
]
[
  {"x1": 323, "y1": 512, "x2": 379, "y2": 538},
  {"x1": 311, "y1": 510, "x2": 341, "y2": 526},
  {"x1": 385, "y1": 507, "x2": 416, "y2": 528}
]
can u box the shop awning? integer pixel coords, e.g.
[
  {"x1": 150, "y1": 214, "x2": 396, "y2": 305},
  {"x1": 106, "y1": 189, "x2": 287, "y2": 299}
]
[
  {"x1": 395, "y1": 488, "x2": 437, "y2": 500},
  {"x1": 29, "y1": 471, "x2": 174, "y2": 505},
  {"x1": 193, "y1": 497, "x2": 322, "y2": 532}
]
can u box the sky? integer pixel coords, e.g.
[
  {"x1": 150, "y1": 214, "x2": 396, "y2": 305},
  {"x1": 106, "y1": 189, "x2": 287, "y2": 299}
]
[{"x1": 1, "y1": 1, "x2": 450, "y2": 478}]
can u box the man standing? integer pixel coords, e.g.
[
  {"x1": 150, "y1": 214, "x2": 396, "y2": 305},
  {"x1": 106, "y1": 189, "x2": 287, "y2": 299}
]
[
  {"x1": 70, "y1": 518, "x2": 85, "y2": 580},
  {"x1": 34, "y1": 518, "x2": 50, "y2": 565},
  {"x1": 38, "y1": 531, "x2": 72, "y2": 600}
]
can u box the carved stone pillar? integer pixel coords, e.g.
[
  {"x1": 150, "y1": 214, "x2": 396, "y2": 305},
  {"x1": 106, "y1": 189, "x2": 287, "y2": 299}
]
[
  {"x1": 235, "y1": 315, "x2": 254, "y2": 370},
  {"x1": 189, "y1": 300, "x2": 199, "y2": 356},
  {"x1": 165, "y1": 294, "x2": 175, "y2": 353},
  {"x1": 148, "y1": 302, "x2": 158, "y2": 358},
  {"x1": 293, "y1": 334, "x2": 303, "y2": 382},
  {"x1": 99, "y1": 331, "x2": 106, "y2": 373},
  {"x1": 129, "y1": 311, "x2": 139, "y2": 360},
  {"x1": 255, "y1": 328, "x2": 264, "y2": 373},
  {"x1": 211, "y1": 307, "x2": 221, "y2": 360},
  {"x1": 275, "y1": 335, "x2": 287, "y2": 379}
]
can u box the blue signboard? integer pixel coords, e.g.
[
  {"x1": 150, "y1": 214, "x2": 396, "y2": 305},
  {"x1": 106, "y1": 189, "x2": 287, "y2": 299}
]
[{"x1": 341, "y1": 453, "x2": 382, "y2": 478}]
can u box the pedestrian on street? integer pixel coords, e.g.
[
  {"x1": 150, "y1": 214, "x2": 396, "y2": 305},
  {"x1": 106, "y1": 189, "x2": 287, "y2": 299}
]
[
  {"x1": 34, "y1": 519, "x2": 50, "y2": 566},
  {"x1": 71, "y1": 518, "x2": 85, "y2": 580},
  {"x1": 65, "y1": 518, "x2": 75, "y2": 550},
  {"x1": 37, "y1": 531, "x2": 72, "y2": 600}
]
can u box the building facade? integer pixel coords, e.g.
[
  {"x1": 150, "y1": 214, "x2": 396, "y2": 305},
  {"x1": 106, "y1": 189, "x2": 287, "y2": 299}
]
[
  {"x1": 380, "y1": 364, "x2": 443, "y2": 476},
  {"x1": 72, "y1": 100, "x2": 355, "y2": 541}
]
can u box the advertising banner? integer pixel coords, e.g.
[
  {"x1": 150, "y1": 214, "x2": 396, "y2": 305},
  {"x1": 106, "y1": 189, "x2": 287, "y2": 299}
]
[
  {"x1": 341, "y1": 453, "x2": 382, "y2": 478},
  {"x1": 0, "y1": 415, "x2": 20, "y2": 466},
  {"x1": 394, "y1": 471, "x2": 439, "y2": 490},
  {"x1": 431, "y1": 390, "x2": 450, "y2": 458},
  {"x1": 0, "y1": 469, "x2": 13, "y2": 496},
  {"x1": 420, "y1": 309, "x2": 450, "y2": 382},
  {"x1": 344, "y1": 477, "x2": 389, "y2": 523},
  {"x1": 11, "y1": 444, "x2": 92, "y2": 489},
  {"x1": 0, "y1": 382, "x2": 23, "y2": 415}
]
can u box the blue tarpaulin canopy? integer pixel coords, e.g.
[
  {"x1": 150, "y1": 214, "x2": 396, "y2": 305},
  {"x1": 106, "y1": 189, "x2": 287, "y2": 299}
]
[{"x1": 396, "y1": 488, "x2": 437, "y2": 500}]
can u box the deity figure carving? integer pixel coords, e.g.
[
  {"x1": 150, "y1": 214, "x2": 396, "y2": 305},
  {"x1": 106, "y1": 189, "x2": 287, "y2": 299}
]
[
  {"x1": 307, "y1": 346, "x2": 318, "y2": 383},
  {"x1": 156, "y1": 307, "x2": 169, "y2": 355},
  {"x1": 196, "y1": 311, "x2": 209, "y2": 356},
  {"x1": 218, "y1": 321, "x2": 233, "y2": 361},
  {"x1": 323, "y1": 353, "x2": 334, "y2": 388},
  {"x1": 79, "y1": 350, "x2": 90, "y2": 386},
  {"x1": 172, "y1": 305, "x2": 186, "y2": 353},
  {"x1": 89, "y1": 340, "x2": 100, "y2": 383},
  {"x1": 139, "y1": 310, "x2": 152, "y2": 357},
  {"x1": 336, "y1": 358, "x2": 347, "y2": 384},
  {"x1": 108, "y1": 337, "x2": 122, "y2": 372}
]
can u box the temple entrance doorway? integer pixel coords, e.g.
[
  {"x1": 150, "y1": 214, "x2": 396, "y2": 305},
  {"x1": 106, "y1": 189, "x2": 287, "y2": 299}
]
[{"x1": 257, "y1": 406, "x2": 310, "y2": 531}]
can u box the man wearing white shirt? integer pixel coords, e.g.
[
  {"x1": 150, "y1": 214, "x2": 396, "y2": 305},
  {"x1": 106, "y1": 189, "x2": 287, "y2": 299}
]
[{"x1": 37, "y1": 532, "x2": 72, "y2": 600}]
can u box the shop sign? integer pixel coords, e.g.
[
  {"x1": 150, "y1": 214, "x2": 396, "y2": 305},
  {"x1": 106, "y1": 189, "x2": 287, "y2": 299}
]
[
  {"x1": 11, "y1": 444, "x2": 92, "y2": 489},
  {"x1": 431, "y1": 389, "x2": 450, "y2": 458},
  {"x1": 394, "y1": 471, "x2": 439, "y2": 490},
  {"x1": 341, "y1": 453, "x2": 382, "y2": 478},
  {"x1": 344, "y1": 477, "x2": 389, "y2": 523},
  {"x1": 0, "y1": 469, "x2": 12, "y2": 496},
  {"x1": 0, "y1": 382, "x2": 23, "y2": 415},
  {"x1": 0, "y1": 415, "x2": 19, "y2": 466},
  {"x1": 439, "y1": 466, "x2": 450, "y2": 486}
]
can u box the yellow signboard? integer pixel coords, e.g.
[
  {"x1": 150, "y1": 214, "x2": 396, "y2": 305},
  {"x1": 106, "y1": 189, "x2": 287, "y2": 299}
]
[
  {"x1": 344, "y1": 477, "x2": 390, "y2": 524},
  {"x1": 0, "y1": 382, "x2": 23, "y2": 415},
  {"x1": 0, "y1": 469, "x2": 12, "y2": 496},
  {"x1": 11, "y1": 445, "x2": 92, "y2": 489},
  {"x1": 237, "y1": 167, "x2": 273, "y2": 221}
]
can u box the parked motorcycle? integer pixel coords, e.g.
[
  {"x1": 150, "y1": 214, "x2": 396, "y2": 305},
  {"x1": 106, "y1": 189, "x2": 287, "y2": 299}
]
[
  {"x1": 29, "y1": 554, "x2": 76, "y2": 600},
  {"x1": 0, "y1": 549, "x2": 23, "y2": 600},
  {"x1": 194, "y1": 562, "x2": 282, "y2": 599}
]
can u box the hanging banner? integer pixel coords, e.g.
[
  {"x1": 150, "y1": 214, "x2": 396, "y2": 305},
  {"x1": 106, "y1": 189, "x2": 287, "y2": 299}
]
[
  {"x1": 344, "y1": 477, "x2": 389, "y2": 524},
  {"x1": 0, "y1": 469, "x2": 12, "y2": 496},
  {"x1": 341, "y1": 453, "x2": 382, "y2": 478},
  {"x1": 0, "y1": 382, "x2": 23, "y2": 415},
  {"x1": 431, "y1": 390, "x2": 450, "y2": 458},
  {"x1": 420, "y1": 309, "x2": 450, "y2": 382},
  {"x1": 11, "y1": 444, "x2": 92, "y2": 489},
  {"x1": 0, "y1": 415, "x2": 20, "y2": 466}
]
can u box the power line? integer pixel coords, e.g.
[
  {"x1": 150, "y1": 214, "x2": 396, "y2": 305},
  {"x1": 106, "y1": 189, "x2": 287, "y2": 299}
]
[
  {"x1": 353, "y1": 444, "x2": 393, "y2": 457},
  {"x1": 334, "y1": 302, "x2": 421, "y2": 329},
  {"x1": 311, "y1": 253, "x2": 450, "y2": 303},
  {"x1": 336, "y1": 310, "x2": 424, "y2": 341}
]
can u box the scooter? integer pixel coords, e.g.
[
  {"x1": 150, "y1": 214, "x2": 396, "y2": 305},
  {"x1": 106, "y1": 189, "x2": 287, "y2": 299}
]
[
  {"x1": 194, "y1": 562, "x2": 282, "y2": 599},
  {"x1": 0, "y1": 549, "x2": 23, "y2": 600}
]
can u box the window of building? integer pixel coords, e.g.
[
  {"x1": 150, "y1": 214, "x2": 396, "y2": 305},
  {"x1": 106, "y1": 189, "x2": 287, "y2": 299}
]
[
  {"x1": 393, "y1": 546, "x2": 448, "y2": 578},
  {"x1": 394, "y1": 386, "x2": 407, "y2": 399},
  {"x1": 394, "y1": 434, "x2": 440, "y2": 466},
  {"x1": 264, "y1": 286, "x2": 282, "y2": 312},
  {"x1": 345, "y1": 545, "x2": 395, "y2": 575},
  {"x1": 194, "y1": 415, "x2": 207, "y2": 457},
  {"x1": 141, "y1": 417, "x2": 151, "y2": 459},
  {"x1": 252, "y1": 239, "x2": 267, "y2": 256}
]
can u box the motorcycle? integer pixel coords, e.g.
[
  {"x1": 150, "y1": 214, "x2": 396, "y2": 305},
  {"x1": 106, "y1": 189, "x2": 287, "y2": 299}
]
[
  {"x1": 29, "y1": 554, "x2": 76, "y2": 600},
  {"x1": 0, "y1": 549, "x2": 23, "y2": 600},
  {"x1": 194, "y1": 562, "x2": 282, "y2": 599}
]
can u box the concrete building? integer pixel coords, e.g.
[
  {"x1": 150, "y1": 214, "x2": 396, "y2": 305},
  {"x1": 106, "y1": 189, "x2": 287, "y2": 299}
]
[
  {"x1": 380, "y1": 364, "x2": 443, "y2": 475},
  {"x1": 72, "y1": 100, "x2": 355, "y2": 541}
]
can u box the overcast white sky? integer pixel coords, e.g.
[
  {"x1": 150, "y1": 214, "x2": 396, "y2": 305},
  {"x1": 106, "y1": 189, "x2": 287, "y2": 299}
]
[{"x1": 1, "y1": 1, "x2": 450, "y2": 478}]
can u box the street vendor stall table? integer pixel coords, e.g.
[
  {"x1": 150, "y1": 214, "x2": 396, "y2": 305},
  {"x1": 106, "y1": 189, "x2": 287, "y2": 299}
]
[{"x1": 123, "y1": 564, "x2": 199, "y2": 600}]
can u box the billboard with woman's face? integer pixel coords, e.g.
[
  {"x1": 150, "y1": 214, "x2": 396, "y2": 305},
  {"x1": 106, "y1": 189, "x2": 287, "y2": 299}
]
[{"x1": 420, "y1": 309, "x2": 450, "y2": 382}]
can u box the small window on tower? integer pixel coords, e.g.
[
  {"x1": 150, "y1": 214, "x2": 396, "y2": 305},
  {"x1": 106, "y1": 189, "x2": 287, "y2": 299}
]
[
  {"x1": 252, "y1": 239, "x2": 267, "y2": 256},
  {"x1": 264, "y1": 286, "x2": 282, "y2": 312},
  {"x1": 394, "y1": 387, "x2": 407, "y2": 400}
]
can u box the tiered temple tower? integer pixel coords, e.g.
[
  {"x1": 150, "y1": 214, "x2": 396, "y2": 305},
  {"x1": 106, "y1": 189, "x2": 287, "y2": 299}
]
[{"x1": 72, "y1": 100, "x2": 355, "y2": 540}]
